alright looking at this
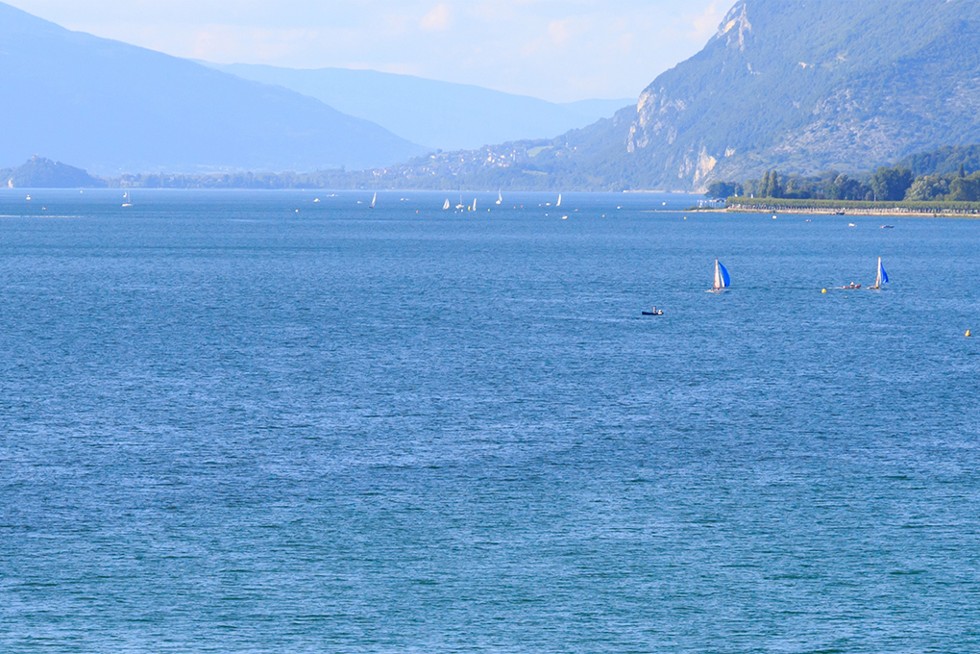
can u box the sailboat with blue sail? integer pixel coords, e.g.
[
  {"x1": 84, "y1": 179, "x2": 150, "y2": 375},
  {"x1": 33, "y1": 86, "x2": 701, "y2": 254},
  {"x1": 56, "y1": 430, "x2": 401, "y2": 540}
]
[
  {"x1": 869, "y1": 256, "x2": 889, "y2": 290},
  {"x1": 710, "y1": 259, "x2": 731, "y2": 292}
]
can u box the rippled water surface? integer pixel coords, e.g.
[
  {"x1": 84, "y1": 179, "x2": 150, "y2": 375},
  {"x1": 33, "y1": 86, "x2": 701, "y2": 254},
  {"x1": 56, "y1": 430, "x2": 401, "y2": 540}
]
[{"x1": 1, "y1": 190, "x2": 978, "y2": 652}]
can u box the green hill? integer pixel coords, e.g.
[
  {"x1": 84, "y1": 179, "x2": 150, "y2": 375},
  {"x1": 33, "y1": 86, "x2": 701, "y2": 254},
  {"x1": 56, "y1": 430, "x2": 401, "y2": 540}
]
[
  {"x1": 897, "y1": 145, "x2": 980, "y2": 178},
  {"x1": 2, "y1": 156, "x2": 105, "y2": 188}
]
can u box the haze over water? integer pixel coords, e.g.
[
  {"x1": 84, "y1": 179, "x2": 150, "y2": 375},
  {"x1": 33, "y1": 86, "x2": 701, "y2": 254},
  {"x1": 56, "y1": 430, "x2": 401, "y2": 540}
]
[{"x1": 2, "y1": 190, "x2": 978, "y2": 652}]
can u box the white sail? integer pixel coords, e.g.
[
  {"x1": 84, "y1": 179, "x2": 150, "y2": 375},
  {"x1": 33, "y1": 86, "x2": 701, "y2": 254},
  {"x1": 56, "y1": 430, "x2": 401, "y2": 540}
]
[
  {"x1": 471, "y1": 198, "x2": 477, "y2": 212},
  {"x1": 370, "y1": 192, "x2": 377, "y2": 209},
  {"x1": 712, "y1": 259, "x2": 731, "y2": 291},
  {"x1": 872, "y1": 256, "x2": 889, "y2": 289},
  {"x1": 496, "y1": 190, "x2": 502, "y2": 205},
  {"x1": 556, "y1": 193, "x2": 562, "y2": 208},
  {"x1": 443, "y1": 198, "x2": 450, "y2": 210}
]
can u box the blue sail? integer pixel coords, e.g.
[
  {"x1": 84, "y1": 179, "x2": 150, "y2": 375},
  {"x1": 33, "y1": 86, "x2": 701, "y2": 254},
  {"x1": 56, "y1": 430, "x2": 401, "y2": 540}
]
[
  {"x1": 873, "y1": 257, "x2": 889, "y2": 289},
  {"x1": 718, "y1": 261, "x2": 731, "y2": 288}
]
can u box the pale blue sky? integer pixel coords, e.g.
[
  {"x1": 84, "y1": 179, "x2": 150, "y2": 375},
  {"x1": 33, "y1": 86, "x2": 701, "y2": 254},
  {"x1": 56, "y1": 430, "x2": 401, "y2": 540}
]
[{"x1": 6, "y1": 0, "x2": 727, "y2": 102}]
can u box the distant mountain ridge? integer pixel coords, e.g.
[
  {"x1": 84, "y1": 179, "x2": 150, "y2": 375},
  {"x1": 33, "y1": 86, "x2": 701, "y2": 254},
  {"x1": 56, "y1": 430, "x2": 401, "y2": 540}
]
[
  {"x1": 4, "y1": 141, "x2": 976, "y2": 191},
  {"x1": 0, "y1": 2, "x2": 423, "y2": 174},
  {"x1": 211, "y1": 63, "x2": 632, "y2": 152},
  {"x1": 4, "y1": 0, "x2": 977, "y2": 188},
  {"x1": 366, "y1": 0, "x2": 980, "y2": 191}
]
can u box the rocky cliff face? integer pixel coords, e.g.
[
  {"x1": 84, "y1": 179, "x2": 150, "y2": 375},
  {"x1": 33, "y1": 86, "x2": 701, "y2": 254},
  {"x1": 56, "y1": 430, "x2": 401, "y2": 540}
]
[
  {"x1": 621, "y1": 0, "x2": 980, "y2": 190},
  {"x1": 351, "y1": 0, "x2": 980, "y2": 192}
]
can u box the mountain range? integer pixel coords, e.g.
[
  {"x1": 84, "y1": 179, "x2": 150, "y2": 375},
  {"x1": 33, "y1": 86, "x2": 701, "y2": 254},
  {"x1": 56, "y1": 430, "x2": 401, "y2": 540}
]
[
  {"x1": 369, "y1": 0, "x2": 980, "y2": 191},
  {"x1": 0, "y1": 2, "x2": 429, "y2": 174},
  {"x1": 625, "y1": 0, "x2": 980, "y2": 188},
  {"x1": 0, "y1": 2, "x2": 625, "y2": 176},
  {"x1": 3, "y1": 0, "x2": 979, "y2": 190},
  {"x1": 211, "y1": 64, "x2": 631, "y2": 152}
]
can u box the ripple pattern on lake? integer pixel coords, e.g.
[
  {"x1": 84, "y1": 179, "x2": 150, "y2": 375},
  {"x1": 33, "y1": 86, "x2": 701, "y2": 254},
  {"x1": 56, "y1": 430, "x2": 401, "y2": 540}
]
[{"x1": 1, "y1": 190, "x2": 978, "y2": 652}]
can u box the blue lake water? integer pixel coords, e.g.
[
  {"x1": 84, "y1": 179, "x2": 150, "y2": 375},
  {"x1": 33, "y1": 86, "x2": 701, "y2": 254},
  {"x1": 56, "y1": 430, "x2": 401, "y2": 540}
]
[{"x1": 1, "y1": 189, "x2": 978, "y2": 653}]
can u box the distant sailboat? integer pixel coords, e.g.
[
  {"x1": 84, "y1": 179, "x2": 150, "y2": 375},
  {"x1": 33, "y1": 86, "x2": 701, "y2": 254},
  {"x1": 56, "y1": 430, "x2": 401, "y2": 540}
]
[
  {"x1": 470, "y1": 198, "x2": 477, "y2": 212},
  {"x1": 369, "y1": 192, "x2": 377, "y2": 209},
  {"x1": 496, "y1": 190, "x2": 503, "y2": 205},
  {"x1": 121, "y1": 191, "x2": 133, "y2": 208},
  {"x1": 869, "y1": 256, "x2": 889, "y2": 290},
  {"x1": 710, "y1": 259, "x2": 731, "y2": 292},
  {"x1": 556, "y1": 193, "x2": 562, "y2": 208},
  {"x1": 443, "y1": 198, "x2": 450, "y2": 210}
]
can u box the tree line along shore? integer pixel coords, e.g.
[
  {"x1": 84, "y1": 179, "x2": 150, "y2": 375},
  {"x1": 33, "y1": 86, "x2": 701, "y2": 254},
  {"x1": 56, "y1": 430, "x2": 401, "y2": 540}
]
[
  {"x1": 705, "y1": 147, "x2": 980, "y2": 216},
  {"x1": 723, "y1": 198, "x2": 980, "y2": 217}
]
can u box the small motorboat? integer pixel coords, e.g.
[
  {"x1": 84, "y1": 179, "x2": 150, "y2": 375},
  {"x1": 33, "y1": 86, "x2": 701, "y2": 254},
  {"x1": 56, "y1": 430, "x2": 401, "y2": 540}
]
[
  {"x1": 880, "y1": 224, "x2": 895, "y2": 229},
  {"x1": 838, "y1": 282, "x2": 862, "y2": 290},
  {"x1": 642, "y1": 307, "x2": 664, "y2": 316}
]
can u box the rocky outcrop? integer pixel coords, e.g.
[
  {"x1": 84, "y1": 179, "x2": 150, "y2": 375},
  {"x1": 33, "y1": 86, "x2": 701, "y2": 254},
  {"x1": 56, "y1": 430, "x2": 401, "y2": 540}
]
[{"x1": 3, "y1": 156, "x2": 106, "y2": 188}]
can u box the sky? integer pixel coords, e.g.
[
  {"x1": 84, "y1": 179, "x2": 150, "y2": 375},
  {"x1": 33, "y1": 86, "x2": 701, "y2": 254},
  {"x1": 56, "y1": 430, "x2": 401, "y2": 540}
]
[{"x1": 5, "y1": 0, "x2": 728, "y2": 102}]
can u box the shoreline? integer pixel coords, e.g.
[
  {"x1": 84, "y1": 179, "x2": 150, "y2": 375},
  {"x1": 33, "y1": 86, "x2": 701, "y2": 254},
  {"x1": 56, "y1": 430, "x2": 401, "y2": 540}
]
[{"x1": 724, "y1": 207, "x2": 979, "y2": 218}]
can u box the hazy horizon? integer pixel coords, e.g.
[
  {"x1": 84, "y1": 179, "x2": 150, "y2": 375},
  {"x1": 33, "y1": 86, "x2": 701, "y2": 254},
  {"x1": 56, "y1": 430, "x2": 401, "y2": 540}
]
[{"x1": 3, "y1": 0, "x2": 726, "y2": 103}]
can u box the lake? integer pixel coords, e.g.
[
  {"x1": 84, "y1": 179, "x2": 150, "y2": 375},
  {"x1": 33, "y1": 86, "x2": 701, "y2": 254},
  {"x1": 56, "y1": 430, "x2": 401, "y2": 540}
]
[{"x1": 1, "y1": 189, "x2": 978, "y2": 652}]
